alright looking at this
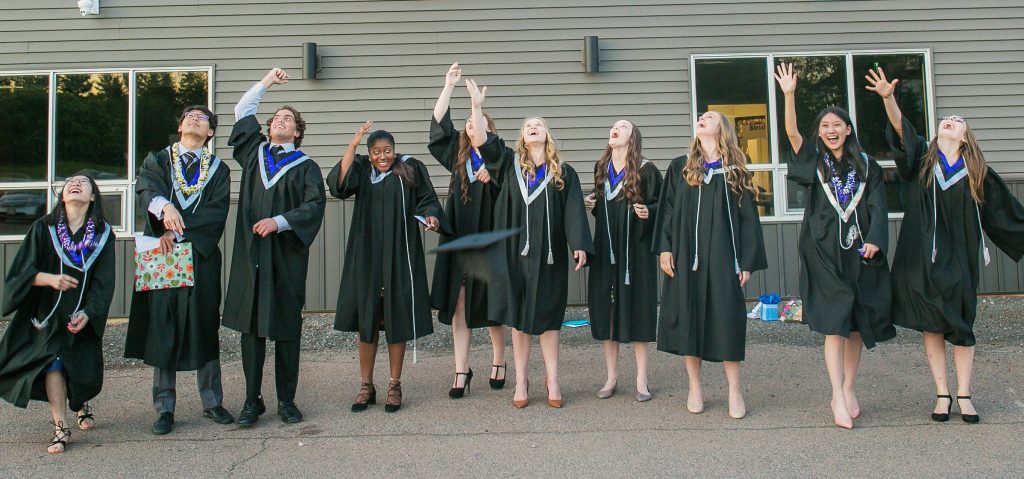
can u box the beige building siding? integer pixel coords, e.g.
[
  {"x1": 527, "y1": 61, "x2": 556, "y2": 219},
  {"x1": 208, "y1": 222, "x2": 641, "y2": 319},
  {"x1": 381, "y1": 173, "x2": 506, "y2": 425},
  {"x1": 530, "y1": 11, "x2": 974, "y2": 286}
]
[{"x1": 2, "y1": 1, "x2": 1024, "y2": 317}]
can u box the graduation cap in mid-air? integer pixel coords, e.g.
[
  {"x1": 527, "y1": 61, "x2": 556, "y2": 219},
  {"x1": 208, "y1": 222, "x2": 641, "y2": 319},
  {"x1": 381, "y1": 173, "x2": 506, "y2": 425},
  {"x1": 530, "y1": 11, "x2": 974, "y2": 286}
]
[{"x1": 431, "y1": 228, "x2": 521, "y2": 282}]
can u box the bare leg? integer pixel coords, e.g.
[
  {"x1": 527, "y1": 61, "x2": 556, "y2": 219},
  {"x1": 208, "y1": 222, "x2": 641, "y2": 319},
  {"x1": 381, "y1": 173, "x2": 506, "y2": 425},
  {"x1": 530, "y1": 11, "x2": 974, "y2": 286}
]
[
  {"x1": 512, "y1": 329, "x2": 532, "y2": 402},
  {"x1": 684, "y1": 356, "x2": 703, "y2": 412},
  {"x1": 358, "y1": 332, "x2": 380, "y2": 385},
  {"x1": 488, "y1": 325, "x2": 507, "y2": 381},
  {"x1": 451, "y1": 286, "x2": 470, "y2": 388},
  {"x1": 724, "y1": 361, "x2": 745, "y2": 418},
  {"x1": 843, "y1": 331, "x2": 864, "y2": 418},
  {"x1": 388, "y1": 341, "x2": 407, "y2": 382},
  {"x1": 634, "y1": 342, "x2": 650, "y2": 395},
  {"x1": 45, "y1": 371, "x2": 69, "y2": 454},
  {"x1": 953, "y1": 345, "x2": 977, "y2": 416},
  {"x1": 923, "y1": 332, "x2": 951, "y2": 415},
  {"x1": 539, "y1": 330, "x2": 561, "y2": 401},
  {"x1": 824, "y1": 335, "x2": 853, "y2": 428},
  {"x1": 601, "y1": 340, "x2": 619, "y2": 391}
]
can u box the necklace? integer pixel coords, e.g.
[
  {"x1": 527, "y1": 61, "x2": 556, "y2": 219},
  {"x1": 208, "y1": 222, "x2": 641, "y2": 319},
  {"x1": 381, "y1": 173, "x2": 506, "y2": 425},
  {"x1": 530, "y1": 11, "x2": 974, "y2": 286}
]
[
  {"x1": 171, "y1": 143, "x2": 212, "y2": 196},
  {"x1": 56, "y1": 213, "x2": 96, "y2": 265},
  {"x1": 823, "y1": 153, "x2": 858, "y2": 205}
]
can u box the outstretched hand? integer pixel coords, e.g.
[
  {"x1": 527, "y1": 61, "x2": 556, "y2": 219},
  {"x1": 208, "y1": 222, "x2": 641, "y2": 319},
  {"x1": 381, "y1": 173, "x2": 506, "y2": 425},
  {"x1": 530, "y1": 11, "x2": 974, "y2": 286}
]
[
  {"x1": 351, "y1": 120, "x2": 373, "y2": 145},
  {"x1": 444, "y1": 63, "x2": 462, "y2": 87},
  {"x1": 773, "y1": 63, "x2": 798, "y2": 94},
  {"x1": 865, "y1": 67, "x2": 899, "y2": 99},
  {"x1": 466, "y1": 78, "x2": 488, "y2": 108}
]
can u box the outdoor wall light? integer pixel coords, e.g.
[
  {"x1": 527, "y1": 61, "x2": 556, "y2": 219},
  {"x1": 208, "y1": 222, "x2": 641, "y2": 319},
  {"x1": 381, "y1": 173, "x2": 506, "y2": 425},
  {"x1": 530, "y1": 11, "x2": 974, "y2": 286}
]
[
  {"x1": 77, "y1": 0, "x2": 99, "y2": 16},
  {"x1": 302, "y1": 42, "x2": 322, "y2": 80},
  {"x1": 582, "y1": 35, "x2": 600, "y2": 73}
]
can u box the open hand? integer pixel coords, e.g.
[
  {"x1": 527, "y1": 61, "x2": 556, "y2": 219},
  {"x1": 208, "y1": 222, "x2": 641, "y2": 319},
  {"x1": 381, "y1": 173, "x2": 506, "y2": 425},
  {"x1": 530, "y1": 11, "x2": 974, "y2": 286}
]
[
  {"x1": 865, "y1": 67, "x2": 899, "y2": 99},
  {"x1": 466, "y1": 79, "x2": 488, "y2": 109},
  {"x1": 773, "y1": 63, "x2": 798, "y2": 94}
]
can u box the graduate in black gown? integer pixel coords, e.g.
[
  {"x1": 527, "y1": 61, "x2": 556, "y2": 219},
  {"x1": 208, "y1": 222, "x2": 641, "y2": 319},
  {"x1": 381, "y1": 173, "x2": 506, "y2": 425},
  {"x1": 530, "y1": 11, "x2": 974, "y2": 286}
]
[
  {"x1": 654, "y1": 112, "x2": 767, "y2": 419},
  {"x1": 0, "y1": 174, "x2": 115, "y2": 454},
  {"x1": 867, "y1": 68, "x2": 1024, "y2": 423},
  {"x1": 475, "y1": 82, "x2": 595, "y2": 409},
  {"x1": 775, "y1": 63, "x2": 894, "y2": 429},
  {"x1": 428, "y1": 64, "x2": 507, "y2": 397},
  {"x1": 222, "y1": 68, "x2": 326, "y2": 426},
  {"x1": 125, "y1": 106, "x2": 235, "y2": 435},
  {"x1": 330, "y1": 123, "x2": 446, "y2": 413},
  {"x1": 584, "y1": 120, "x2": 662, "y2": 403}
]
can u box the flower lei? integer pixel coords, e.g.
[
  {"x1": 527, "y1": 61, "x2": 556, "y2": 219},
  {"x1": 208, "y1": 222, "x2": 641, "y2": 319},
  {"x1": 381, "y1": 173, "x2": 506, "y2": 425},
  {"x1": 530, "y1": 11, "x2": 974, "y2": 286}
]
[
  {"x1": 56, "y1": 213, "x2": 96, "y2": 265},
  {"x1": 822, "y1": 152, "x2": 858, "y2": 205},
  {"x1": 171, "y1": 143, "x2": 212, "y2": 196}
]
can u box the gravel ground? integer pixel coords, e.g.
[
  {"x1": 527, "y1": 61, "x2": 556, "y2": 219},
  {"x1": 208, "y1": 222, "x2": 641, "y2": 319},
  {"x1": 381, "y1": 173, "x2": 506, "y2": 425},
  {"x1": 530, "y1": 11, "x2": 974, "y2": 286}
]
[{"x1": 3, "y1": 296, "x2": 1022, "y2": 370}]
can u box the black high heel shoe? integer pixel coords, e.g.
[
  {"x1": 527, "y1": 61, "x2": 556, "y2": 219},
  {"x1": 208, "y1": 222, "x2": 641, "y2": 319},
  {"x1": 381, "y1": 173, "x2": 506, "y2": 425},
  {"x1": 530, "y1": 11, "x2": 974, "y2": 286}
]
[
  {"x1": 957, "y1": 395, "x2": 980, "y2": 424},
  {"x1": 490, "y1": 362, "x2": 507, "y2": 390},
  {"x1": 931, "y1": 394, "x2": 951, "y2": 422},
  {"x1": 449, "y1": 369, "x2": 473, "y2": 399}
]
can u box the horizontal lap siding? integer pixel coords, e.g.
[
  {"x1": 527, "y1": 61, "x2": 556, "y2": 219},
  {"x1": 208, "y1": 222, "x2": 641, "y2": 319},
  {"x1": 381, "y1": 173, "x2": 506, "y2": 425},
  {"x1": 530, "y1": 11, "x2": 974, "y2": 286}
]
[{"x1": 2, "y1": 1, "x2": 1024, "y2": 317}]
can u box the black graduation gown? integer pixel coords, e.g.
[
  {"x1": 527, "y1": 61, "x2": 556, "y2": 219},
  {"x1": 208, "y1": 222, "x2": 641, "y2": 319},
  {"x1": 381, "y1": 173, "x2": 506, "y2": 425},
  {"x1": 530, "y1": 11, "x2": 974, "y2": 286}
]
[
  {"x1": 887, "y1": 118, "x2": 1024, "y2": 346},
  {"x1": 587, "y1": 161, "x2": 663, "y2": 343},
  {"x1": 788, "y1": 142, "x2": 895, "y2": 348},
  {"x1": 654, "y1": 156, "x2": 767, "y2": 361},
  {"x1": 0, "y1": 219, "x2": 115, "y2": 410},
  {"x1": 125, "y1": 147, "x2": 231, "y2": 371},
  {"x1": 328, "y1": 154, "x2": 448, "y2": 343},
  {"x1": 481, "y1": 134, "x2": 595, "y2": 335},
  {"x1": 222, "y1": 115, "x2": 326, "y2": 341},
  {"x1": 427, "y1": 109, "x2": 502, "y2": 328}
]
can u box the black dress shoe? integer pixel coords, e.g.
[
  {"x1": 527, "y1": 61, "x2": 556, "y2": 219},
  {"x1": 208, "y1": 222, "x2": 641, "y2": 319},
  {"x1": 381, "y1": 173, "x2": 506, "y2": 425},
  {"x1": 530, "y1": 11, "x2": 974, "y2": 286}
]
[
  {"x1": 203, "y1": 405, "x2": 235, "y2": 425},
  {"x1": 278, "y1": 401, "x2": 303, "y2": 424},
  {"x1": 151, "y1": 412, "x2": 174, "y2": 435},
  {"x1": 237, "y1": 398, "x2": 266, "y2": 427}
]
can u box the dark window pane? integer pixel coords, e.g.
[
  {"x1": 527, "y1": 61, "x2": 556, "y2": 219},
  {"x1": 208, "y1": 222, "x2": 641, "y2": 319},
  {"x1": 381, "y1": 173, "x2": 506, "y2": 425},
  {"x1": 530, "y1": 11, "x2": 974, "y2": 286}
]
[
  {"x1": 786, "y1": 176, "x2": 808, "y2": 212},
  {"x1": 0, "y1": 189, "x2": 48, "y2": 235},
  {"x1": 100, "y1": 189, "x2": 123, "y2": 230},
  {"x1": 853, "y1": 54, "x2": 929, "y2": 162},
  {"x1": 694, "y1": 57, "x2": 772, "y2": 165},
  {"x1": 0, "y1": 76, "x2": 48, "y2": 182},
  {"x1": 751, "y1": 171, "x2": 774, "y2": 216},
  {"x1": 135, "y1": 71, "x2": 210, "y2": 169},
  {"x1": 774, "y1": 56, "x2": 848, "y2": 164},
  {"x1": 882, "y1": 167, "x2": 907, "y2": 214},
  {"x1": 55, "y1": 73, "x2": 128, "y2": 180}
]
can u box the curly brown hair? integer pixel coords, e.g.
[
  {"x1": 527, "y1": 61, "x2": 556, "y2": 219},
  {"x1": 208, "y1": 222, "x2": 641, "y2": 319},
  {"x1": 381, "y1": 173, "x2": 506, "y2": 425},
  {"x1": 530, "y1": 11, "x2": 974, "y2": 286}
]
[
  {"x1": 455, "y1": 113, "x2": 497, "y2": 204},
  {"x1": 683, "y1": 111, "x2": 758, "y2": 205},
  {"x1": 514, "y1": 117, "x2": 564, "y2": 191},
  {"x1": 265, "y1": 105, "x2": 307, "y2": 148}
]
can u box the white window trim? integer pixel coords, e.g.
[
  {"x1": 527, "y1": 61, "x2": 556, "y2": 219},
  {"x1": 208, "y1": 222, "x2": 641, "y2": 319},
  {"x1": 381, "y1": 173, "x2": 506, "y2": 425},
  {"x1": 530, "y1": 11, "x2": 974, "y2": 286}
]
[
  {"x1": 689, "y1": 49, "x2": 933, "y2": 224},
  {"x1": 0, "y1": 66, "x2": 214, "y2": 240}
]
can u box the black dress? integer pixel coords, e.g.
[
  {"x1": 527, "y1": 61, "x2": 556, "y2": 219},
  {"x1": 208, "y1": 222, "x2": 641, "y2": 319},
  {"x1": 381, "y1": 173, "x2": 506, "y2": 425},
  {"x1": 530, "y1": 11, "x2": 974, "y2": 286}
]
[
  {"x1": 588, "y1": 160, "x2": 663, "y2": 343},
  {"x1": 328, "y1": 154, "x2": 448, "y2": 344},
  {"x1": 125, "y1": 147, "x2": 231, "y2": 371},
  {"x1": 787, "y1": 143, "x2": 895, "y2": 348},
  {"x1": 654, "y1": 156, "x2": 767, "y2": 361},
  {"x1": 0, "y1": 219, "x2": 115, "y2": 410},
  {"x1": 222, "y1": 115, "x2": 326, "y2": 341},
  {"x1": 427, "y1": 109, "x2": 502, "y2": 328},
  {"x1": 888, "y1": 118, "x2": 1024, "y2": 346},
  {"x1": 480, "y1": 134, "x2": 595, "y2": 335}
]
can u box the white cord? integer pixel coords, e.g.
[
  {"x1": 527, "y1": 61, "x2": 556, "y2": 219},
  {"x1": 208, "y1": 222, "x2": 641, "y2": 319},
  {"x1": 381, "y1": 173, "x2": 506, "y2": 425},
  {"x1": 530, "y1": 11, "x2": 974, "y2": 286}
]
[
  {"x1": 692, "y1": 185, "x2": 702, "y2": 271},
  {"x1": 545, "y1": 188, "x2": 554, "y2": 265},
  {"x1": 398, "y1": 176, "x2": 417, "y2": 364}
]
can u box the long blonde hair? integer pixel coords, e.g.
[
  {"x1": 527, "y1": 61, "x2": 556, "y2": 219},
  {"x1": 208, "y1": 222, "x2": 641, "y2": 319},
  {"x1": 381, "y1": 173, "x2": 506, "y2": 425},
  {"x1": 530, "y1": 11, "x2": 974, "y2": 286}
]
[
  {"x1": 514, "y1": 117, "x2": 565, "y2": 190},
  {"x1": 920, "y1": 123, "x2": 987, "y2": 203},
  {"x1": 683, "y1": 111, "x2": 758, "y2": 204}
]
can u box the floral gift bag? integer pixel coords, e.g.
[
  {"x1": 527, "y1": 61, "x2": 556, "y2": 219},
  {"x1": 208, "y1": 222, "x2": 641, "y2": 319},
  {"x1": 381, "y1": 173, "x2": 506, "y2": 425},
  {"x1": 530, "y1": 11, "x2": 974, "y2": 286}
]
[{"x1": 134, "y1": 235, "x2": 195, "y2": 292}]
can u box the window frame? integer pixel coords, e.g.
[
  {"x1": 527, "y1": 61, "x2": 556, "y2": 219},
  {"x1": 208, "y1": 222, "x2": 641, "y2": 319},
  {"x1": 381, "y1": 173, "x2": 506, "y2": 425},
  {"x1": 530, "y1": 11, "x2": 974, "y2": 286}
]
[
  {"x1": 689, "y1": 49, "x2": 934, "y2": 223},
  {"x1": 0, "y1": 66, "x2": 214, "y2": 240}
]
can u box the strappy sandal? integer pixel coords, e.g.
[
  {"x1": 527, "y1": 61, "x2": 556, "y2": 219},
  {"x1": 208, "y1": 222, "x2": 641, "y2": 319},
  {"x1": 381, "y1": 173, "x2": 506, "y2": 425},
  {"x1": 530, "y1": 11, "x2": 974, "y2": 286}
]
[
  {"x1": 48, "y1": 421, "x2": 70, "y2": 455},
  {"x1": 385, "y1": 379, "x2": 402, "y2": 413},
  {"x1": 489, "y1": 362, "x2": 507, "y2": 390},
  {"x1": 76, "y1": 403, "x2": 95, "y2": 431},
  {"x1": 351, "y1": 383, "x2": 376, "y2": 412}
]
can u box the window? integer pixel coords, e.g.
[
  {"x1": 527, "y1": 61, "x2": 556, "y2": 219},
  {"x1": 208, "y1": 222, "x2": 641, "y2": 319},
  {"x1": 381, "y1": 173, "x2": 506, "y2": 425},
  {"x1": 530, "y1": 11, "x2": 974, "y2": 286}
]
[
  {"x1": 691, "y1": 51, "x2": 931, "y2": 220},
  {"x1": 0, "y1": 68, "x2": 212, "y2": 239}
]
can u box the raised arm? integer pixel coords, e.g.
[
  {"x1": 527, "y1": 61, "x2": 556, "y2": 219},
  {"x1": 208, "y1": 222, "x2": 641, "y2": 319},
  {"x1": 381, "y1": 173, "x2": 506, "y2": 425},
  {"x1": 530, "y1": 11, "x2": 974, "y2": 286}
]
[
  {"x1": 336, "y1": 121, "x2": 374, "y2": 189},
  {"x1": 235, "y1": 68, "x2": 289, "y2": 121},
  {"x1": 465, "y1": 78, "x2": 488, "y2": 148},
  {"x1": 432, "y1": 63, "x2": 461, "y2": 123},
  {"x1": 865, "y1": 67, "x2": 904, "y2": 142},
  {"x1": 773, "y1": 63, "x2": 803, "y2": 153}
]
